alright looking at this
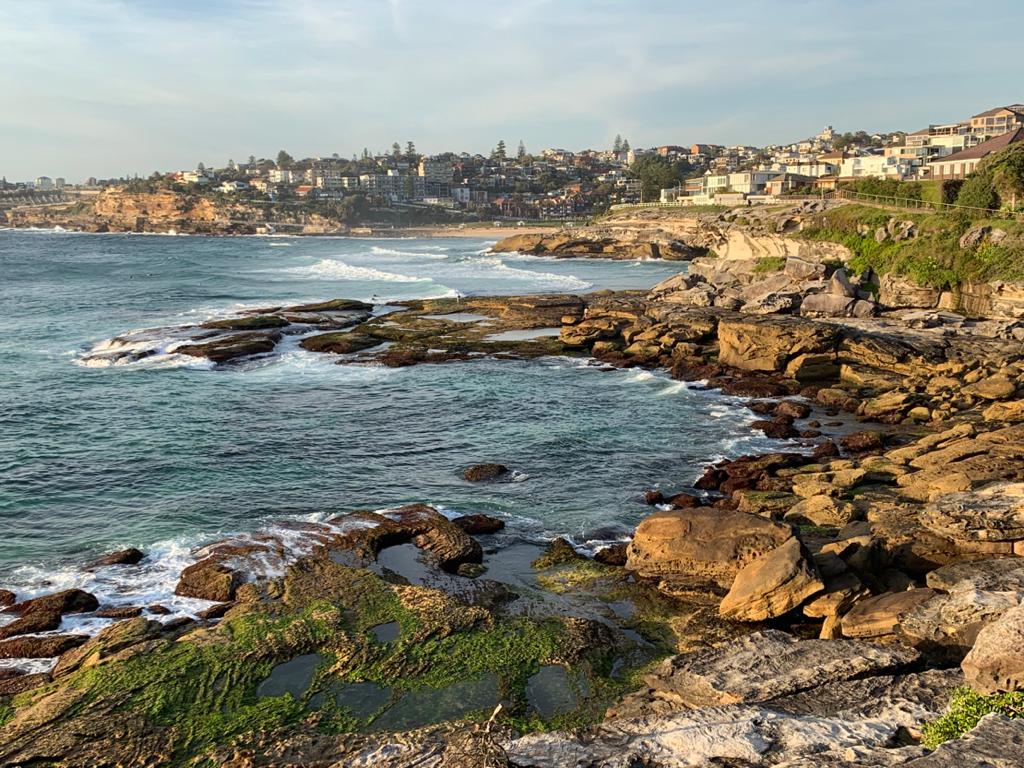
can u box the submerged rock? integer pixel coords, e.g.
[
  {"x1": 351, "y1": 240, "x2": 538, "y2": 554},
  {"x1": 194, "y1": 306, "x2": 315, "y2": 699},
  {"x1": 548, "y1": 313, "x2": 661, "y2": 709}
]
[
  {"x1": 463, "y1": 463, "x2": 511, "y2": 482},
  {"x1": 85, "y1": 547, "x2": 145, "y2": 569}
]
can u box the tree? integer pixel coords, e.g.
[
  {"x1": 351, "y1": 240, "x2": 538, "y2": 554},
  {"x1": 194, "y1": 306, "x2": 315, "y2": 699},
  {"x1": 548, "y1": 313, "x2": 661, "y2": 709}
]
[
  {"x1": 621, "y1": 138, "x2": 631, "y2": 153},
  {"x1": 517, "y1": 140, "x2": 526, "y2": 161},
  {"x1": 630, "y1": 155, "x2": 685, "y2": 200},
  {"x1": 276, "y1": 150, "x2": 294, "y2": 168},
  {"x1": 248, "y1": 155, "x2": 256, "y2": 165},
  {"x1": 391, "y1": 142, "x2": 402, "y2": 159},
  {"x1": 613, "y1": 134, "x2": 623, "y2": 153},
  {"x1": 362, "y1": 147, "x2": 372, "y2": 161},
  {"x1": 196, "y1": 162, "x2": 206, "y2": 173},
  {"x1": 405, "y1": 141, "x2": 417, "y2": 160},
  {"x1": 492, "y1": 140, "x2": 507, "y2": 161},
  {"x1": 989, "y1": 145, "x2": 1024, "y2": 210}
]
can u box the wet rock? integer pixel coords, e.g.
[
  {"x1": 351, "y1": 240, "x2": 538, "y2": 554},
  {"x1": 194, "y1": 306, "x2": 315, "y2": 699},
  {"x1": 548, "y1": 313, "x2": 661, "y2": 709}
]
[
  {"x1": 0, "y1": 634, "x2": 88, "y2": 659},
  {"x1": 593, "y1": 543, "x2": 628, "y2": 567},
  {"x1": 751, "y1": 416, "x2": 799, "y2": 439},
  {"x1": 85, "y1": 547, "x2": 144, "y2": 569},
  {"x1": 462, "y1": 463, "x2": 511, "y2": 482},
  {"x1": 0, "y1": 589, "x2": 99, "y2": 641},
  {"x1": 298, "y1": 331, "x2": 380, "y2": 355},
  {"x1": 175, "y1": 557, "x2": 245, "y2": 602},
  {"x1": 196, "y1": 602, "x2": 235, "y2": 620},
  {"x1": 665, "y1": 491, "x2": 701, "y2": 508},
  {"x1": 626, "y1": 507, "x2": 795, "y2": 589},
  {"x1": 841, "y1": 431, "x2": 886, "y2": 453},
  {"x1": 0, "y1": 672, "x2": 51, "y2": 696},
  {"x1": 643, "y1": 489, "x2": 665, "y2": 505},
  {"x1": 388, "y1": 504, "x2": 483, "y2": 572},
  {"x1": 94, "y1": 605, "x2": 144, "y2": 619},
  {"x1": 775, "y1": 400, "x2": 812, "y2": 420},
  {"x1": 531, "y1": 538, "x2": 583, "y2": 569},
  {"x1": 719, "y1": 538, "x2": 824, "y2": 621},
  {"x1": 175, "y1": 331, "x2": 281, "y2": 364},
  {"x1": 962, "y1": 603, "x2": 1024, "y2": 694},
  {"x1": 200, "y1": 314, "x2": 288, "y2": 331},
  {"x1": 840, "y1": 589, "x2": 938, "y2": 639},
  {"x1": 0, "y1": 589, "x2": 15, "y2": 608},
  {"x1": 451, "y1": 514, "x2": 506, "y2": 535}
]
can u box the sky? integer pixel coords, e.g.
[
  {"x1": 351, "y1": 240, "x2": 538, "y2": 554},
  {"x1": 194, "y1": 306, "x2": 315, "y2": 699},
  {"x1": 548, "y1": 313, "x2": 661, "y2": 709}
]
[{"x1": 2, "y1": 0, "x2": 1023, "y2": 182}]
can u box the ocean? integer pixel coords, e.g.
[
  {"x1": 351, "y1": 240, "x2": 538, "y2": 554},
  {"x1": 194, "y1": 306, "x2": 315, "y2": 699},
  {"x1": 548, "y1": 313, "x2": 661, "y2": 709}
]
[{"x1": 0, "y1": 230, "x2": 783, "y2": 637}]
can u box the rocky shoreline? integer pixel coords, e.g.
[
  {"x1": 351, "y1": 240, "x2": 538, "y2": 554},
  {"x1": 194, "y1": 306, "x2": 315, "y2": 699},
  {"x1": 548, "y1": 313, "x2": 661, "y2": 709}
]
[{"x1": 6, "y1": 207, "x2": 1024, "y2": 765}]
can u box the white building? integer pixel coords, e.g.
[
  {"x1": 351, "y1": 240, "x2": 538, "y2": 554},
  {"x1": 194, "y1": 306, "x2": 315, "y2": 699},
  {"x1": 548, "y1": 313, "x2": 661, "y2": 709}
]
[
  {"x1": 35, "y1": 176, "x2": 54, "y2": 190},
  {"x1": 269, "y1": 169, "x2": 293, "y2": 184},
  {"x1": 838, "y1": 154, "x2": 915, "y2": 181}
]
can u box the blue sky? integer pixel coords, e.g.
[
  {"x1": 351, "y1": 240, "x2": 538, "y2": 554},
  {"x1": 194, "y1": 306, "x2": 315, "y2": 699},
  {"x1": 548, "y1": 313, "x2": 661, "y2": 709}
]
[{"x1": 2, "y1": 0, "x2": 1023, "y2": 181}]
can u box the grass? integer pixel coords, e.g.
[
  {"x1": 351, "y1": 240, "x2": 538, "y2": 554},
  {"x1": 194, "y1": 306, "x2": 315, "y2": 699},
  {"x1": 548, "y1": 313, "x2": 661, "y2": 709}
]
[
  {"x1": 799, "y1": 204, "x2": 1024, "y2": 288},
  {"x1": 922, "y1": 687, "x2": 1024, "y2": 748},
  {"x1": 753, "y1": 256, "x2": 787, "y2": 274}
]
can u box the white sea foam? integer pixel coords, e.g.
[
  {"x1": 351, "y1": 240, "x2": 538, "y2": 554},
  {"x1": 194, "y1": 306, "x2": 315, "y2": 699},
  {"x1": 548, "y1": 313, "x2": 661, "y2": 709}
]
[
  {"x1": 472, "y1": 256, "x2": 592, "y2": 291},
  {"x1": 283, "y1": 258, "x2": 427, "y2": 282},
  {"x1": 369, "y1": 245, "x2": 449, "y2": 259}
]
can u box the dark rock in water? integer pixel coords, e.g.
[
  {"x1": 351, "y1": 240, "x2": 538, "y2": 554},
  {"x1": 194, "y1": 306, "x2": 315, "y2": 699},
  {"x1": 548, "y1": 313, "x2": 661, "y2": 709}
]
[
  {"x1": 299, "y1": 331, "x2": 380, "y2": 355},
  {"x1": 285, "y1": 298, "x2": 373, "y2": 313},
  {"x1": 812, "y1": 440, "x2": 841, "y2": 460},
  {"x1": 0, "y1": 672, "x2": 51, "y2": 696},
  {"x1": 0, "y1": 589, "x2": 14, "y2": 608},
  {"x1": 462, "y1": 463, "x2": 511, "y2": 482},
  {"x1": 6, "y1": 588, "x2": 99, "y2": 617},
  {"x1": 841, "y1": 430, "x2": 886, "y2": 453},
  {"x1": 775, "y1": 400, "x2": 812, "y2": 419},
  {"x1": 0, "y1": 634, "x2": 88, "y2": 659},
  {"x1": 147, "y1": 604, "x2": 171, "y2": 615},
  {"x1": 200, "y1": 314, "x2": 288, "y2": 331},
  {"x1": 175, "y1": 331, "x2": 281, "y2": 364},
  {"x1": 456, "y1": 562, "x2": 487, "y2": 578},
  {"x1": 643, "y1": 490, "x2": 665, "y2": 505},
  {"x1": 666, "y1": 492, "x2": 700, "y2": 508},
  {"x1": 175, "y1": 557, "x2": 245, "y2": 602},
  {"x1": 86, "y1": 547, "x2": 145, "y2": 569},
  {"x1": 751, "y1": 416, "x2": 799, "y2": 439},
  {"x1": 451, "y1": 514, "x2": 506, "y2": 535},
  {"x1": 94, "y1": 605, "x2": 144, "y2": 619},
  {"x1": 594, "y1": 543, "x2": 628, "y2": 567},
  {"x1": 0, "y1": 589, "x2": 99, "y2": 640},
  {"x1": 195, "y1": 602, "x2": 234, "y2": 620},
  {"x1": 0, "y1": 668, "x2": 22, "y2": 681}
]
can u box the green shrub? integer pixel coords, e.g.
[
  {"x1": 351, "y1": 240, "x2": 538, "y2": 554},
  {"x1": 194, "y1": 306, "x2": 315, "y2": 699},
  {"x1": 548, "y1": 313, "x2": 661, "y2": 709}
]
[
  {"x1": 957, "y1": 173, "x2": 999, "y2": 211},
  {"x1": 922, "y1": 687, "x2": 1024, "y2": 748}
]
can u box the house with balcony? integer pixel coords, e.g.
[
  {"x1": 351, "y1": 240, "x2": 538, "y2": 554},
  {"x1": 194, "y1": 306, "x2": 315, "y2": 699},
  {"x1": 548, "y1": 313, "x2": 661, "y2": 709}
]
[
  {"x1": 927, "y1": 126, "x2": 1024, "y2": 180},
  {"x1": 967, "y1": 105, "x2": 1024, "y2": 140}
]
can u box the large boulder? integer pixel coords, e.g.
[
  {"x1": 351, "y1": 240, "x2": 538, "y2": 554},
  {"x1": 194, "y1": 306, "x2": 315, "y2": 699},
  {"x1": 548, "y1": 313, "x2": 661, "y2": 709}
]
[
  {"x1": 717, "y1": 316, "x2": 839, "y2": 373},
  {"x1": 625, "y1": 508, "x2": 794, "y2": 590},
  {"x1": 0, "y1": 589, "x2": 99, "y2": 640},
  {"x1": 840, "y1": 589, "x2": 938, "y2": 639},
  {"x1": 718, "y1": 537, "x2": 824, "y2": 621},
  {"x1": 962, "y1": 603, "x2": 1024, "y2": 694},
  {"x1": 900, "y1": 589, "x2": 1022, "y2": 658},
  {"x1": 878, "y1": 274, "x2": 941, "y2": 309}
]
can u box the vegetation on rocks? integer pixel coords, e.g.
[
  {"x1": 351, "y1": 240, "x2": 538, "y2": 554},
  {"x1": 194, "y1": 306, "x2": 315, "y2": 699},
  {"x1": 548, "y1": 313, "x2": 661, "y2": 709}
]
[{"x1": 922, "y1": 687, "x2": 1024, "y2": 748}]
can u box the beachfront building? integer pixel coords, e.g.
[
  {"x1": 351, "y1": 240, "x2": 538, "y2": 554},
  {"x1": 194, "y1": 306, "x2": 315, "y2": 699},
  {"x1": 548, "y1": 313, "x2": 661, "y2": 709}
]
[
  {"x1": 838, "y1": 154, "x2": 915, "y2": 181},
  {"x1": 967, "y1": 105, "x2": 1024, "y2": 140},
  {"x1": 34, "y1": 176, "x2": 54, "y2": 190}
]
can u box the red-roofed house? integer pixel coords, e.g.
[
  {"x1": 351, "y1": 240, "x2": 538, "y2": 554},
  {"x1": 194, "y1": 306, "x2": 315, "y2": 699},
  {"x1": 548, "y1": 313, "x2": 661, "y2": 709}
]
[{"x1": 927, "y1": 127, "x2": 1024, "y2": 180}]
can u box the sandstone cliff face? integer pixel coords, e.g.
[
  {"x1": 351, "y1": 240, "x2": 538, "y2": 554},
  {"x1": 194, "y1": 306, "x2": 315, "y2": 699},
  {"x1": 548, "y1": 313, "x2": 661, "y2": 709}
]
[{"x1": 92, "y1": 189, "x2": 223, "y2": 227}]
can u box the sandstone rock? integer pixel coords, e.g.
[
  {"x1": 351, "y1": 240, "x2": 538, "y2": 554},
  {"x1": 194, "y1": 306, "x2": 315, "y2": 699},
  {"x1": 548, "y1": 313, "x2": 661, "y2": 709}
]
[
  {"x1": 983, "y1": 400, "x2": 1024, "y2": 423},
  {"x1": 900, "y1": 588, "x2": 1021, "y2": 658},
  {"x1": 879, "y1": 274, "x2": 940, "y2": 309},
  {"x1": 734, "y1": 490, "x2": 799, "y2": 518},
  {"x1": 389, "y1": 504, "x2": 483, "y2": 572},
  {"x1": 594, "y1": 543, "x2": 628, "y2": 567},
  {"x1": 841, "y1": 431, "x2": 886, "y2": 453},
  {"x1": 0, "y1": 590, "x2": 14, "y2": 608},
  {"x1": 784, "y1": 495, "x2": 858, "y2": 526},
  {"x1": 94, "y1": 606, "x2": 144, "y2": 619},
  {"x1": 718, "y1": 316, "x2": 840, "y2": 373},
  {"x1": 959, "y1": 225, "x2": 992, "y2": 249},
  {"x1": 85, "y1": 547, "x2": 144, "y2": 569},
  {"x1": 53, "y1": 617, "x2": 163, "y2": 678},
  {"x1": 858, "y1": 391, "x2": 918, "y2": 423},
  {"x1": 0, "y1": 634, "x2": 88, "y2": 659},
  {"x1": 719, "y1": 538, "x2": 824, "y2": 621},
  {"x1": 625, "y1": 508, "x2": 794, "y2": 589},
  {"x1": 920, "y1": 482, "x2": 1024, "y2": 548},
  {"x1": 927, "y1": 557, "x2": 1024, "y2": 593},
  {"x1": 175, "y1": 558, "x2": 245, "y2": 602},
  {"x1": 962, "y1": 603, "x2": 1024, "y2": 694},
  {"x1": 462, "y1": 464, "x2": 510, "y2": 482},
  {"x1": 785, "y1": 352, "x2": 840, "y2": 382},
  {"x1": 964, "y1": 375, "x2": 1017, "y2": 401},
  {"x1": 614, "y1": 629, "x2": 919, "y2": 712},
  {"x1": 6, "y1": 589, "x2": 99, "y2": 617},
  {"x1": 298, "y1": 331, "x2": 380, "y2": 355},
  {"x1": 840, "y1": 589, "x2": 938, "y2": 639}
]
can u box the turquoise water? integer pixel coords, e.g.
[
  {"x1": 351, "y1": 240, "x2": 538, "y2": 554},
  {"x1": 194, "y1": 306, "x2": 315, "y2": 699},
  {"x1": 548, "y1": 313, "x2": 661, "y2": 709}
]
[{"x1": 0, "y1": 230, "x2": 779, "y2": 610}]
